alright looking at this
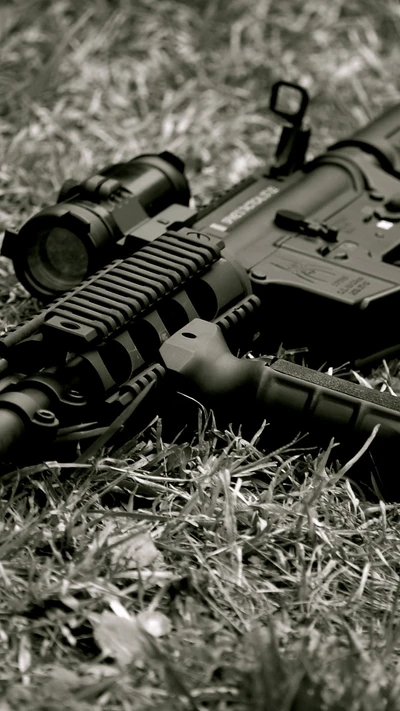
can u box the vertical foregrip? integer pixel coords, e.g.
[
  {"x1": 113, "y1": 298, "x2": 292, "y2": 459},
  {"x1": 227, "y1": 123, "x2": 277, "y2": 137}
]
[
  {"x1": 159, "y1": 319, "x2": 400, "y2": 452},
  {"x1": 259, "y1": 359, "x2": 400, "y2": 444}
]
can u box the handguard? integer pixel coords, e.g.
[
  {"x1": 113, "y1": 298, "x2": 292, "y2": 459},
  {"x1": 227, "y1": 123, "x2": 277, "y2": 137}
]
[{"x1": 0, "y1": 231, "x2": 255, "y2": 462}]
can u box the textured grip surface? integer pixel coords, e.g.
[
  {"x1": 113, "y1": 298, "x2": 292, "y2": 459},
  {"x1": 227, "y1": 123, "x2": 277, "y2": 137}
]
[
  {"x1": 160, "y1": 318, "x2": 400, "y2": 448},
  {"x1": 260, "y1": 358, "x2": 400, "y2": 442},
  {"x1": 160, "y1": 318, "x2": 400, "y2": 496}
]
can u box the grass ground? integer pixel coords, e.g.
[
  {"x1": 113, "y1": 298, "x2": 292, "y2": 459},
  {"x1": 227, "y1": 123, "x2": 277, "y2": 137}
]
[{"x1": 1, "y1": 0, "x2": 400, "y2": 709}]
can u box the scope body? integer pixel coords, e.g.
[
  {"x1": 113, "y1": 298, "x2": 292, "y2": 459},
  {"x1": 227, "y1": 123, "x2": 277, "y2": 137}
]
[{"x1": 2, "y1": 151, "x2": 191, "y2": 299}]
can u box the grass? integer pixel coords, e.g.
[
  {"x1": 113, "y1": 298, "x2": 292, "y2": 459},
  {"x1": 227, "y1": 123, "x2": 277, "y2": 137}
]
[{"x1": 1, "y1": 0, "x2": 400, "y2": 708}]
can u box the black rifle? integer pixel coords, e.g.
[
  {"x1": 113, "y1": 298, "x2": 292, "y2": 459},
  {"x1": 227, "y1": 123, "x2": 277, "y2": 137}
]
[{"x1": 2, "y1": 81, "x2": 400, "y2": 498}]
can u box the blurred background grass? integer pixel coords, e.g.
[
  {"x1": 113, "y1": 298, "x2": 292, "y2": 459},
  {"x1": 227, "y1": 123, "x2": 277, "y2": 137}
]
[
  {"x1": 1, "y1": 1, "x2": 400, "y2": 710},
  {"x1": 1, "y1": 0, "x2": 400, "y2": 221}
]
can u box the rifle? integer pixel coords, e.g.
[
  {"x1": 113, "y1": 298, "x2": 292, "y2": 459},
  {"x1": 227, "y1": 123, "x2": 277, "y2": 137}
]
[{"x1": 2, "y1": 81, "x2": 400, "y2": 498}]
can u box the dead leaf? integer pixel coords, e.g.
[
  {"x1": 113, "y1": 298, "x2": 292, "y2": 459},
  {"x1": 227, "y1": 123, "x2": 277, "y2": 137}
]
[
  {"x1": 91, "y1": 606, "x2": 172, "y2": 665},
  {"x1": 47, "y1": 666, "x2": 81, "y2": 685},
  {"x1": 109, "y1": 529, "x2": 164, "y2": 568},
  {"x1": 137, "y1": 610, "x2": 172, "y2": 637},
  {"x1": 91, "y1": 611, "x2": 147, "y2": 665}
]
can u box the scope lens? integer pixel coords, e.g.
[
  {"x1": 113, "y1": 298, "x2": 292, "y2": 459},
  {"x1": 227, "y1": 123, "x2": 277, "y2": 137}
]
[
  {"x1": 26, "y1": 226, "x2": 89, "y2": 293},
  {"x1": 7, "y1": 151, "x2": 190, "y2": 300},
  {"x1": 45, "y1": 227, "x2": 88, "y2": 278}
]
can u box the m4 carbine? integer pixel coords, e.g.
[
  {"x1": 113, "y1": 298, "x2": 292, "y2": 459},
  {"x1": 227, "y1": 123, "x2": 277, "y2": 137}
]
[{"x1": 2, "y1": 81, "x2": 400, "y2": 498}]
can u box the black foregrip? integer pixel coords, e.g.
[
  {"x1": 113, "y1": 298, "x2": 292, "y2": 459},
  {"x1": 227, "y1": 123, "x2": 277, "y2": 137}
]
[
  {"x1": 257, "y1": 358, "x2": 400, "y2": 443},
  {"x1": 160, "y1": 319, "x2": 400, "y2": 464}
]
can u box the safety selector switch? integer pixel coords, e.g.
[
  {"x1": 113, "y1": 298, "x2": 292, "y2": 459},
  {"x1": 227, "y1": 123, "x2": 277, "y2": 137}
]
[
  {"x1": 274, "y1": 209, "x2": 338, "y2": 242},
  {"x1": 372, "y1": 192, "x2": 400, "y2": 222},
  {"x1": 385, "y1": 193, "x2": 400, "y2": 212}
]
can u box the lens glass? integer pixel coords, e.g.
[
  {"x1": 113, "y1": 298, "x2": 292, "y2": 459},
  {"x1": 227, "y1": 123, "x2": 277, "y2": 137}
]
[
  {"x1": 45, "y1": 227, "x2": 88, "y2": 278},
  {"x1": 26, "y1": 226, "x2": 89, "y2": 295}
]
